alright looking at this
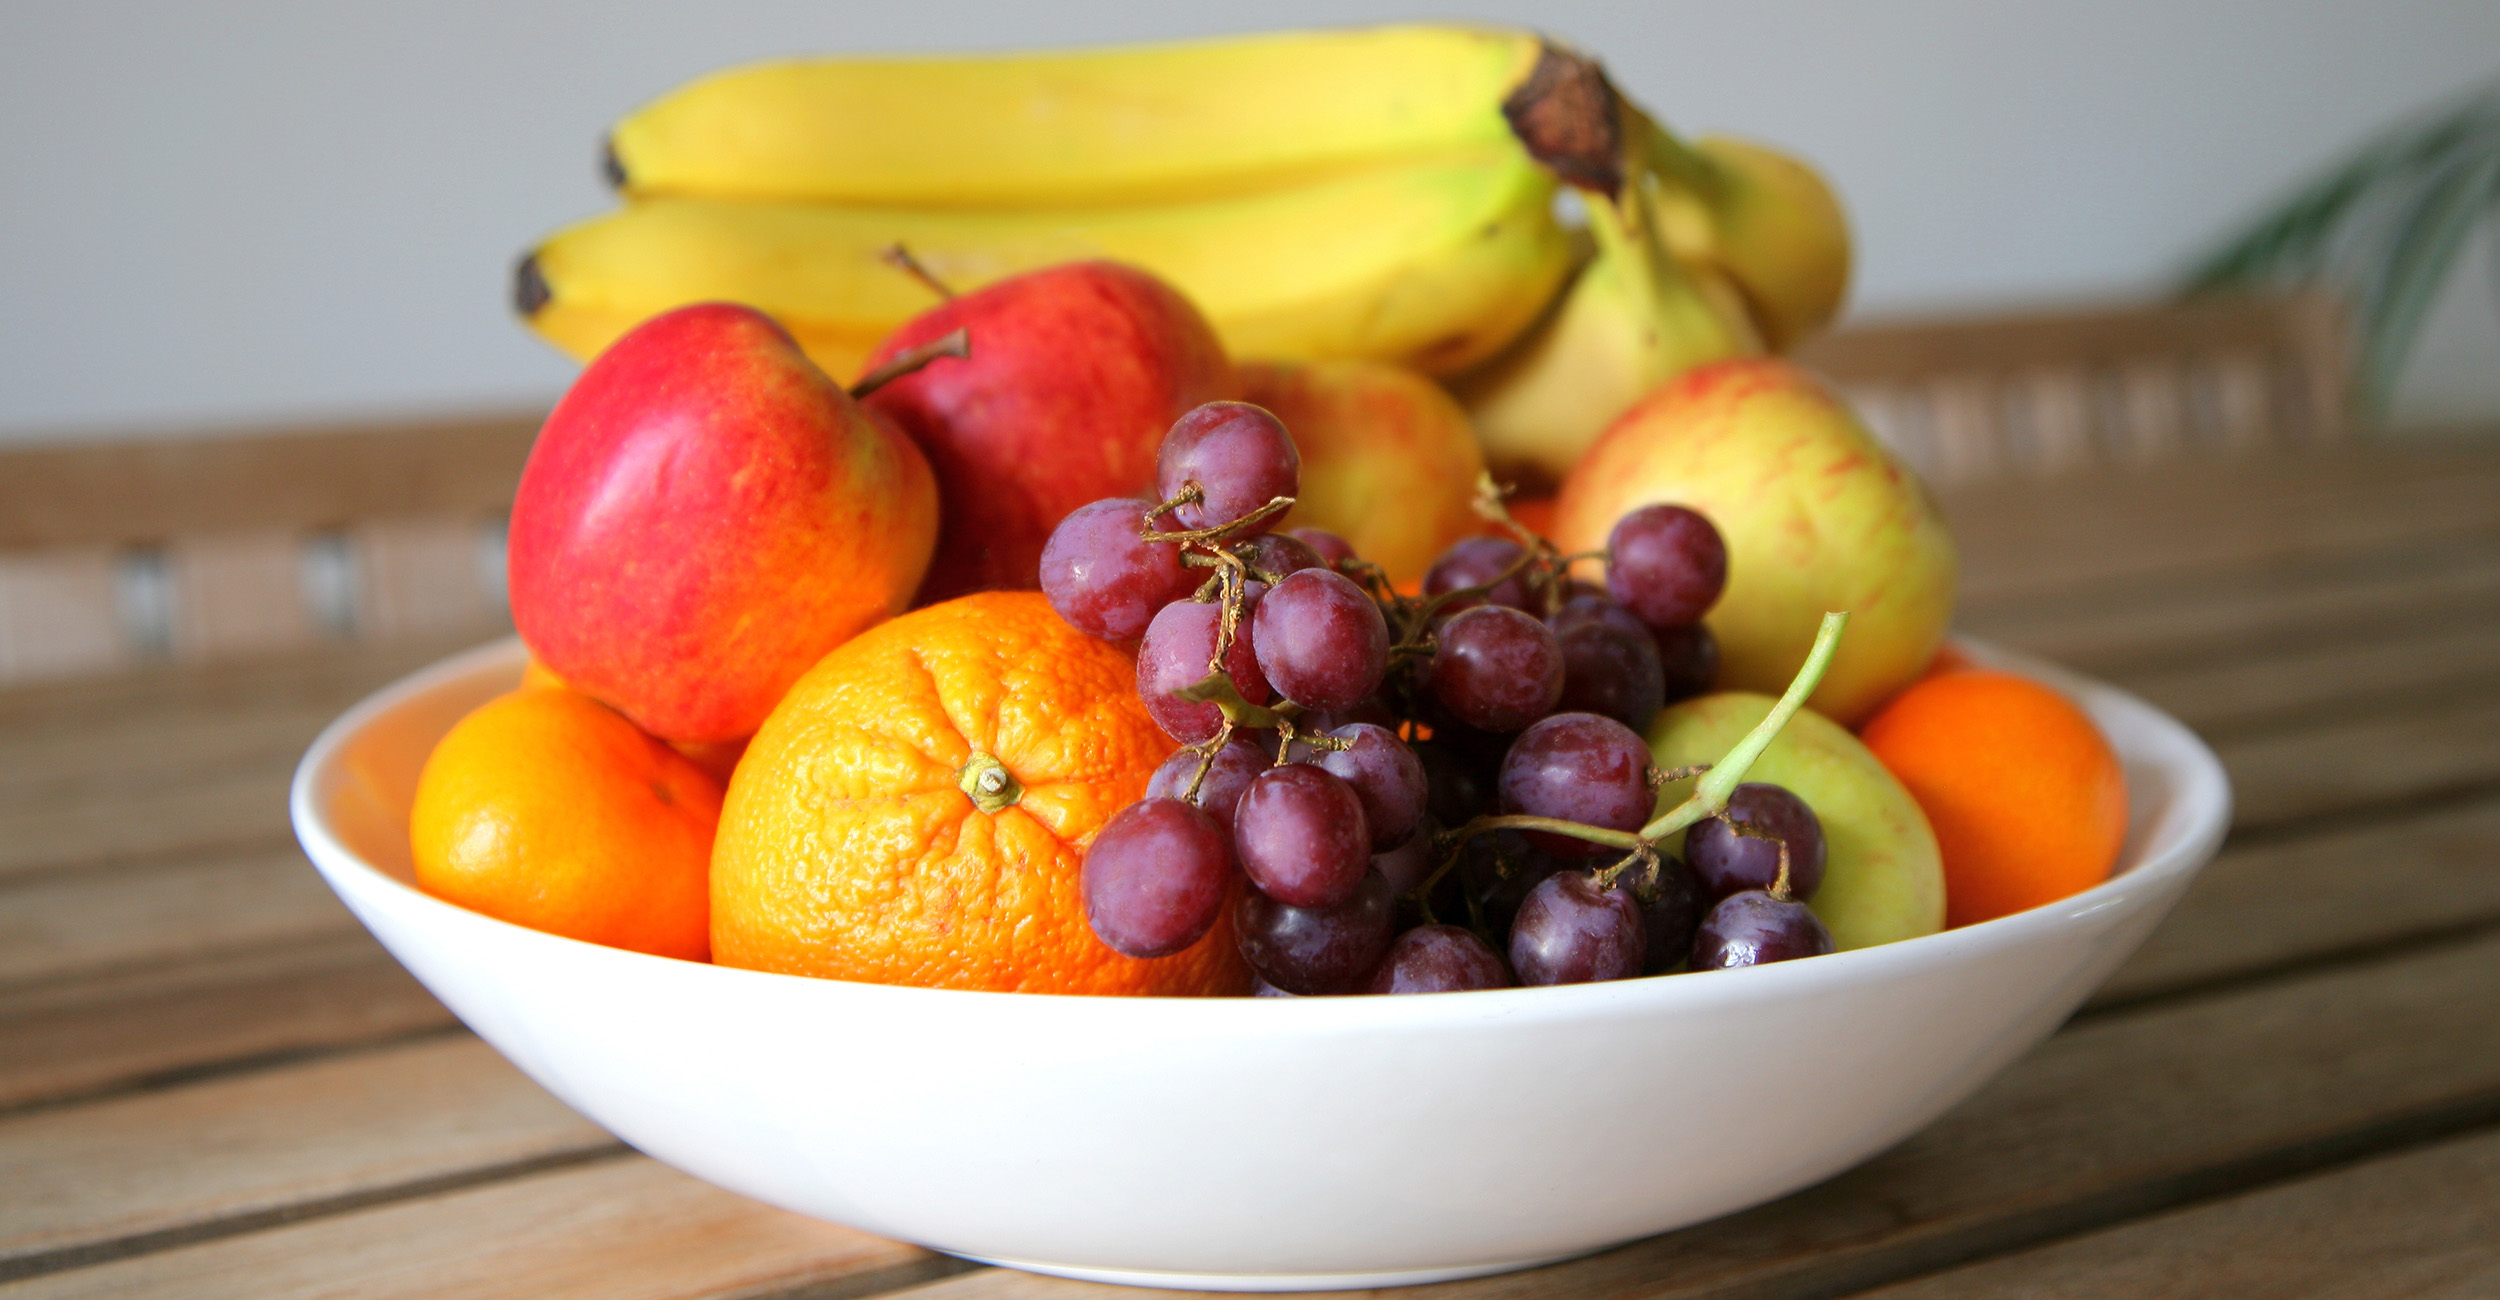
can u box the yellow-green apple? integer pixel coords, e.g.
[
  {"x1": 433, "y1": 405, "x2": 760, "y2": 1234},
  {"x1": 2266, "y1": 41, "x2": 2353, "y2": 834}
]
[
  {"x1": 1650, "y1": 690, "x2": 1944, "y2": 949},
  {"x1": 507, "y1": 302, "x2": 937, "y2": 745},
  {"x1": 1238, "y1": 359, "x2": 1484, "y2": 584},
  {"x1": 1552, "y1": 357, "x2": 1955, "y2": 725},
  {"x1": 859, "y1": 261, "x2": 1236, "y2": 602}
]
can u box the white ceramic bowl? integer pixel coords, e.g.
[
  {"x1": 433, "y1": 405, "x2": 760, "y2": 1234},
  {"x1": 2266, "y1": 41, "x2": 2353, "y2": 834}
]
[{"x1": 291, "y1": 637, "x2": 2228, "y2": 1291}]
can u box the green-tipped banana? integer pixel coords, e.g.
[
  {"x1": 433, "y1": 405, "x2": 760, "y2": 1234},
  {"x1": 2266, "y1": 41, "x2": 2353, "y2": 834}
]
[
  {"x1": 522, "y1": 149, "x2": 1572, "y2": 383},
  {"x1": 1451, "y1": 178, "x2": 1759, "y2": 491},
  {"x1": 607, "y1": 25, "x2": 1547, "y2": 207}
]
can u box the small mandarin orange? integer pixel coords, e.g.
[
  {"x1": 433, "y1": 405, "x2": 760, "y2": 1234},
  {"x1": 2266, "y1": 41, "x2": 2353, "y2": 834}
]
[
  {"x1": 410, "y1": 685, "x2": 719, "y2": 960},
  {"x1": 711, "y1": 590, "x2": 1249, "y2": 995},
  {"x1": 1859, "y1": 669, "x2": 2127, "y2": 928}
]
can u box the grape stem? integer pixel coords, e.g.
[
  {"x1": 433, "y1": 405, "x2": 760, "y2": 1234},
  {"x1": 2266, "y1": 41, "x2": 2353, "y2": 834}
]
[{"x1": 1410, "y1": 610, "x2": 1850, "y2": 906}]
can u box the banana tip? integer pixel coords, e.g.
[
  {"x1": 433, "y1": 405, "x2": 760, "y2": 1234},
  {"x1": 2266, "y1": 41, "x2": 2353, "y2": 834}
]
[{"x1": 600, "y1": 137, "x2": 626, "y2": 190}]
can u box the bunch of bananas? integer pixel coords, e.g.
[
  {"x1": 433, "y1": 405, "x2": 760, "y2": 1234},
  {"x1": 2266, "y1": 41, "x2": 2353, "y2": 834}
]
[{"x1": 517, "y1": 24, "x2": 1850, "y2": 485}]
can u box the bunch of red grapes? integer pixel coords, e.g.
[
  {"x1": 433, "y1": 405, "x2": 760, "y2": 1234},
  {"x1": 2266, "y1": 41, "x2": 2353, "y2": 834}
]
[{"x1": 1041, "y1": 402, "x2": 1834, "y2": 995}]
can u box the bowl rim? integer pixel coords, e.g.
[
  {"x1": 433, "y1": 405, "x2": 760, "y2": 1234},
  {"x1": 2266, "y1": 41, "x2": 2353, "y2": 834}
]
[{"x1": 290, "y1": 634, "x2": 2232, "y2": 1026}]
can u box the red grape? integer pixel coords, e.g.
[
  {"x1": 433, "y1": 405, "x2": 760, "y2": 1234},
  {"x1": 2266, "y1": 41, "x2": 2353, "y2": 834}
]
[
  {"x1": 1252, "y1": 568, "x2": 1389, "y2": 712},
  {"x1": 1633, "y1": 855, "x2": 1702, "y2": 973},
  {"x1": 1552, "y1": 619, "x2": 1667, "y2": 734},
  {"x1": 1497, "y1": 713, "x2": 1654, "y2": 856},
  {"x1": 1460, "y1": 829, "x2": 1566, "y2": 935},
  {"x1": 1691, "y1": 890, "x2": 1833, "y2": 968},
  {"x1": 1235, "y1": 870, "x2": 1396, "y2": 995},
  {"x1": 1144, "y1": 735, "x2": 1268, "y2": 839},
  {"x1": 1606, "y1": 505, "x2": 1727, "y2": 629},
  {"x1": 1367, "y1": 924, "x2": 1510, "y2": 993},
  {"x1": 1038, "y1": 497, "x2": 1198, "y2": 641},
  {"x1": 1549, "y1": 591, "x2": 1649, "y2": 641},
  {"x1": 1082, "y1": 798, "x2": 1233, "y2": 958},
  {"x1": 1136, "y1": 599, "x2": 1271, "y2": 743},
  {"x1": 1423, "y1": 536, "x2": 1533, "y2": 614},
  {"x1": 1313, "y1": 722, "x2": 1429, "y2": 849},
  {"x1": 1233, "y1": 764, "x2": 1372, "y2": 908},
  {"x1": 1655, "y1": 622, "x2": 1720, "y2": 703},
  {"x1": 1428, "y1": 605, "x2": 1564, "y2": 732},
  {"x1": 1157, "y1": 402, "x2": 1299, "y2": 530},
  {"x1": 1288, "y1": 527, "x2": 1356, "y2": 570},
  {"x1": 1686, "y1": 783, "x2": 1826, "y2": 901},
  {"x1": 1508, "y1": 871, "x2": 1646, "y2": 985},
  {"x1": 1370, "y1": 813, "x2": 1440, "y2": 896},
  {"x1": 1412, "y1": 739, "x2": 1491, "y2": 828},
  {"x1": 1237, "y1": 532, "x2": 1324, "y2": 581}
]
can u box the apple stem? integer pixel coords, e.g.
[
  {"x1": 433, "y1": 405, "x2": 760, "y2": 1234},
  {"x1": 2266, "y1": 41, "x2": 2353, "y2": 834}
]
[
  {"x1": 849, "y1": 329, "x2": 970, "y2": 399},
  {"x1": 880, "y1": 243, "x2": 957, "y2": 301}
]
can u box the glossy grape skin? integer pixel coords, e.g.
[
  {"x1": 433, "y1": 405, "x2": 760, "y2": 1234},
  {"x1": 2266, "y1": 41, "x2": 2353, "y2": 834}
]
[
  {"x1": 1498, "y1": 713, "x2": 1655, "y2": 856},
  {"x1": 1548, "y1": 591, "x2": 1649, "y2": 641},
  {"x1": 1633, "y1": 855, "x2": 1703, "y2": 973},
  {"x1": 1252, "y1": 569, "x2": 1390, "y2": 712},
  {"x1": 1691, "y1": 890, "x2": 1834, "y2": 968},
  {"x1": 1251, "y1": 977, "x2": 1299, "y2": 997},
  {"x1": 1235, "y1": 870, "x2": 1397, "y2": 995},
  {"x1": 1233, "y1": 764, "x2": 1372, "y2": 908},
  {"x1": 1136, "y1": 599, "x2": 1271, "y2": 743},
  {"x1": 1144, "y1": 736, "x2": 1269, "y2": 839},
  {"x1": 1158, "y1": 402, "x2": 1299, "y2": 531},
  {"x1": 1082, "y1": 798, "x2": 1233, "y2": 959},
  {"x1": 1686, "y1": 783, "x2": 1827, "y2": 901},
  {"x1": 1237, "y1": 532, "x2": 1324, "y2": 581},
  {"x1": 1288, "y1": 527, "x2": 1356, "y2": 570},
  {"x1": 1313, "y1": 722, "x2": 1429, "y2": 849},
  {"x1": 1370, "y1": 813, "x2": 1440, "y2": 897},
  {"x1": 1655, "y1": 622, "x2": 1720, "y2": 704},
  {"x1": 1606, "y1": 504, "x2": 1728, "y2": 629},
  {"x1": 1428, "y1": 605, "x2": 1565, "y2": 732},
  {"x1": 1508, "y1": 871, "x2": 1647, "y2": 985},
  {"x1": 1038, "y1": 498, "x2": 1197, "y2": 641},
  {"x1": 1367, "y1": 924, "x2": 1510, "y2": 993},
  {"x1": 1552, "y1": 618, "x2": 1668, "y2": 735},
  {"x1": 1422, "y1": 536, "x2": 1532, "y2": 614}
]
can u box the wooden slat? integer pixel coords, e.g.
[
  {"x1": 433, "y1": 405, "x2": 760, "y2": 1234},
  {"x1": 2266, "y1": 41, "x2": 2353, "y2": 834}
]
[
  {"x1": 786, "y1": 936, "x2": 2500, "y2": 1300},
  {"x1": 1940, "y1": 438, "x2": 2500, "y2": 603},
  {"x1": 0, "y1": 847, "x2": 360, "y2": 991},
  {"x1": 1843, "y1": 1128, "x2": 2500, "y2": 1299},
  {"x1": 1963, "y1": 534, "x2": 2500, "y2": 681},
  {"x1": 3, "y1": 1157, "x2": 950, "y2": 1300},
  {"x1": 0, "y1": 1036, "x2": 611, "y2": 1278},
  {"x1": 0, "y1": 936, "x2": 451, "y2": 1112},
  {"x1": 1799, "y1": 294, "x2": 2337, "y2": 382},
  {"x1": 0, "y1": 548, "x2": 126, "y2": 681},
  {"x1": 0, "y1": 415, "x2": 539, "y2": 551},
  {"x1": 2112, "y1": 617, "x2": 2500, "y2": 739},
  {"x1": 2217, "y1": 692, "x2": 2500, "y2": 833},
  {"x1": 2093, "y1": 794, "x2": 2500, "y2": 1009}
]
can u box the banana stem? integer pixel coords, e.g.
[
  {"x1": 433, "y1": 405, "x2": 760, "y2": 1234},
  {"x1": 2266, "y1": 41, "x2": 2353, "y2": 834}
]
[{"x1": 1638, "y1": 611, "x2": 1848, "y2": 841}]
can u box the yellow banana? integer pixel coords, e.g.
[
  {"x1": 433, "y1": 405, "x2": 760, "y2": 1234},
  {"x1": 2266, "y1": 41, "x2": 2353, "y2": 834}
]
[
  {"x1": 521, "y1": 149, "x2": 1572, "y2": 382},
  {"x1": 606, "y1": 25, "x2": 1548, "y2": 207},
  {"x1": 1646, "y1": 129, "x2": 1852, "y2": 351},
  {"x1": 1451, "y1": 177, "x2": 1759, "y2": 491}
]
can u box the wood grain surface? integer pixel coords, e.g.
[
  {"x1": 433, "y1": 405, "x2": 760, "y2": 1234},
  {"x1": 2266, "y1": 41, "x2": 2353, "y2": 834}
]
[{"x1": 0, "y1": 439, "x2": 2494, "y2": 1298}]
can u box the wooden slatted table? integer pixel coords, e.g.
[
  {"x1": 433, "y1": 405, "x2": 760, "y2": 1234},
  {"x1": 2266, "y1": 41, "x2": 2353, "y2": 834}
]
[{"x1": 5, "y1": 437, "x2": 2499, "y2": 1299}]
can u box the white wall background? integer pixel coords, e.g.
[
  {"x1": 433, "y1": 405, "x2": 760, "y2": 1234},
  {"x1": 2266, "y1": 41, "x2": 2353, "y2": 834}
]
[{"x1": 4, "y1": 0, "x2": 2497, "y2": 445}]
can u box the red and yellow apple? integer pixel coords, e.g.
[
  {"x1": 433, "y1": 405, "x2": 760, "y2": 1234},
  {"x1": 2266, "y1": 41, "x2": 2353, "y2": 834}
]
[
  {"x1": 1240, "y1": 358, "x2": 1485, "y2": 585},
  {"x1": 507, "y1": 302, "x2": 938, "y2": 744},
  {"x1": 860, "y1": 261, "x2": 1236, "y2": 602},
  {"x1": 1552, "y1": 358, "x2": 1955, "y2": 726}
]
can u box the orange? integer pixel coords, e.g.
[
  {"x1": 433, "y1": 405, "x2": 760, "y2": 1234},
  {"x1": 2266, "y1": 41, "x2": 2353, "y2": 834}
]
[
  {"x1": 522, "y1": 658, "x2": 744, "y2": 782},
  {"x1": 1858, "y1": 670, "x2": 2128, "y2": 928},
  {"x1": 711, "y1": 591, "x2": 1249, "y2": 995},
  {"x1": 410, "y1": 686, "x2": 719, "y2": 960}
]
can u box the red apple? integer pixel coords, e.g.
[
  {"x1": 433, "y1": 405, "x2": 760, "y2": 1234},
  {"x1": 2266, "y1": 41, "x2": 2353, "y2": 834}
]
[
  {"x1": 508, "y1": 303, "x2": 939, "y2": 744},
  {"x1": 859, "y1": 261, "x2": 1236, "y2": 602}
]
